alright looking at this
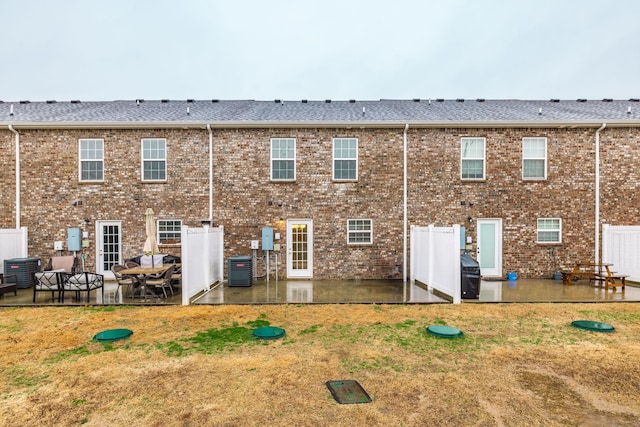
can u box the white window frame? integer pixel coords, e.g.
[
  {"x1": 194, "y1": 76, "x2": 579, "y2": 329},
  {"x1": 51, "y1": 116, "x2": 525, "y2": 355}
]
[
  {"x1": 333, "y1": 138, "x2": 358, "y2": 181},
  {"x1": 460, "y1": 137, "x2": 486, "y2": 180},
  {"x1": 537, "y1": 218, "x2": 562, "y2": 244},
  {"x1": 522, "y1": 137, "x2": 547, "y2": 180},
  {"x1": 78, "y1": 138, "x2": 104, "y2": 182},
  {"x1": 347, "y1": 219, "x2": 373, "y2": 245},
  {"x1": 270, "y1": 138, "x2": 296, "y2": 181},
  {"x1": 158, "y1": 219, "x2": 182, "y2": 244},
  {"x1": 141, "y1": 138, "x2": 167, "y2": 182}
]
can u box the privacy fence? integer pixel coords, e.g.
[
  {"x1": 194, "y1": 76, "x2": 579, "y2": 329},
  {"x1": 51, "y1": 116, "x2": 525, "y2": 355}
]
[
  {"x1": 0, "y1": 227, "x2": 28, "y2": 267},
  {"x1": 410, "y1": 224, "x2": 461, "y2": 304},
  {"x1": 602, "y1": 224, "x2": 640, "y2": 283},
  {"x1": 180, "y1": 225, "x2": 224, "y2": 305}
]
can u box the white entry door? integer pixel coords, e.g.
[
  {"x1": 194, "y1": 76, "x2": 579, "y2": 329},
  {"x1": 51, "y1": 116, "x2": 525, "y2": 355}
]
[
  {"x1": 96, "y1": 220, "x2": 122, "y2": 279},
  {"x1": 477, "y1": 218, "x2": 502, "y2": 277},
  {"x1": 286, "y1": 219, "x2": 313, "y2": 278}
]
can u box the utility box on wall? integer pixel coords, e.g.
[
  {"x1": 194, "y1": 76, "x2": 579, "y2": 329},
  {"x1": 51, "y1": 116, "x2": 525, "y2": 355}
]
[
  {"x1": 262, "y1": 227, "x2": 274, "y2": 251},
  {"x1": 67, "y1": 228, "x2": 81, "y2": 251}
]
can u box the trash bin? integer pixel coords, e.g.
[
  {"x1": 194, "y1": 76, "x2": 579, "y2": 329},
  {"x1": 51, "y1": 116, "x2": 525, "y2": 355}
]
[
  {"x1": 3, "y1": 257, "x2": 41, "y2": 289},
  {"x1": 228, "y1": 256, "x2": 253, "y2": 287},
  {"x1": 460, "y1": 253, "x2": 480, "y2": 299}
]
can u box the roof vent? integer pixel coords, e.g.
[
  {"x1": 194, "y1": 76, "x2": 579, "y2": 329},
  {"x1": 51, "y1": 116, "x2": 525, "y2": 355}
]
[
  {"x1": 550, "y1": 99, "x2": 560, "y2": 103},
  {"x1": 476, "y1": 98, "x2": 485, "y2": 102},
  {"x1": 161, "y1": 99, "x2": 169, "y2": 103},
  {"x1": 349, "y1": 99, "x2": 356, "y2": 103},
  {"x1": 325, "y1": 99, "x2": 332, "y2": 103},
  {"x1": 211, "y1": 99, "x2": 219, "y2": 103},
  {"x1": 301, "y1": 99, "x2": 308, "y2": 103},
  {"x1": 71, "y1": 100, "x2": 81, "y2": 103},
  {"x1": 629, "y1": 98, "x2": 639, "y2": 102},
  {"x1": 46, "y1": 100, "x2": 56, "y2": 104},
  {"x1": 19, "y1": 100, "x2": 30, "y2": 104},
  {"x1": 628, "y1": 106, "x2": 632, "y2": 114},
  {"x1": 602, "y1": 98, "x2": 613, "y2": 102},
  {"x1": 577, "y1": 99, "x2": 587, "y2": 102},
  {"x1": 436, "y1": 98, "x2": 444, "y2": 102},
  {"x1": 136, "y1": 99, "x2": 144, "y2": 106},
  {"x1": 187, "y1": 99, "x2": 194, "y2": 103},
  {"x1": 413, "y1": 98, "x2": 420, "y2": 102},
  {"x1": 274, "y1": 99, "x2": 281, "y2": 103},
  {"x1": 456, "y1": 98, "x2": 464, "y2": 102}
]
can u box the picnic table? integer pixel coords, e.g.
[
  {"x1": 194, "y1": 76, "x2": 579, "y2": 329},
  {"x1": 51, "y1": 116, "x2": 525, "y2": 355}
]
[{"x1": 561, "y1": 262, "x2": 627, "y2": 290}]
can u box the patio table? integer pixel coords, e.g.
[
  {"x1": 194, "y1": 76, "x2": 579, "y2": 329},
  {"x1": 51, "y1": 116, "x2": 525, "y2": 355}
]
[
  {"x1": 561, "y1": 262, "x2": 627, "y2": 290},
  {"x1": 119, "y1": 264, "x2": 179, "y2": 298}
]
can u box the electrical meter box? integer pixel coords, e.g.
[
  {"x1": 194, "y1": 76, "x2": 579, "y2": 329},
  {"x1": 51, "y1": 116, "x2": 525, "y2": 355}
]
[
  {"x1": 262, "y1": 227, "x2": 274, "y2": 251},
  {"x1": 67, "y1": 228, "x2": 82, "y2": 251}
]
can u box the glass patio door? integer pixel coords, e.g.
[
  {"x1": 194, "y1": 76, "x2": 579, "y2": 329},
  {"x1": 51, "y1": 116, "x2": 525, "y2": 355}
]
[
  {"x1": 96, "y1": 220, "x2": 122, "y2": 279},
  {"x1": 477, "y1": 218, "x2": 502, "y2": 277},
  {"x1": 286, "y1": 219, "x2": 313, "y2": 278}
]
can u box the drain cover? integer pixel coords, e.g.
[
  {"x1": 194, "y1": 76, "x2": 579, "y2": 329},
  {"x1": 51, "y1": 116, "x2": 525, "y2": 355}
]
[
  {"x1": 326, "y1": 380, "x2": 372, "y2": 404},
  {"x1": 571, "y1": 320, "x2": 615, "y2": 333},
  {"x1": 426, "y1": 325, "x2": 464, "y2": 338},
  {"x1": 93, "y1": 328, "x2": 133, "y2": 342},
  {"x1": 252, "y1": 326, "x2": 285, "y2": 340}
]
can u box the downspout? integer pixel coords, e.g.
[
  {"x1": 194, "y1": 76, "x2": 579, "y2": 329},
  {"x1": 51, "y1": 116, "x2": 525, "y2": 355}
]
[
  {"x1": 594, "y1": 123, "x2": 606, "y2": 264},
  {"x1": 403, "y1": 123, "x2": 409, "y2": 284},
  {"x1": 206, "y1": 124, "x2": 213, "y2": 222},
  {"x1": 8, "y1": 125, "x2": 20, "y2": 228}
]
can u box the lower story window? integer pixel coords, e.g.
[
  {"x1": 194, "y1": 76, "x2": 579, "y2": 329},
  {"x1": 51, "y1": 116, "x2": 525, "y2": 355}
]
[
  {"x1": 537, "y1": 218, "x2": 561, "y2": 243},
  {"x1": 347, "y1": 219, "x2": 373, "y2": 244},
  {"x1": 158, "y1": 220, "x2": 182, "y2": 244}
]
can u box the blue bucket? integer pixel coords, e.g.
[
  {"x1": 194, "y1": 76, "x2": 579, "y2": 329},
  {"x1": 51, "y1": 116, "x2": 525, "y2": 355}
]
[{"x1": 507, "y1": 271, "x2": 517, "y2": 281}]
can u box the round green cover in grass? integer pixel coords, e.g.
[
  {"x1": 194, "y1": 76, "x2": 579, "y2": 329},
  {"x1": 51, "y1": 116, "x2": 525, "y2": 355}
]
[
  {"x1": 426, "y1": 325, "x2": 464, "y2": 338},
  {"x1": 571, "y1": 320, "x2": 615, "y2": 333},
  {"x1": 252, "y1": 326, "x2": 285, "y2": 340},
  {"x1": 93, "y1": 328, "x2": 133, "y2": 341}
]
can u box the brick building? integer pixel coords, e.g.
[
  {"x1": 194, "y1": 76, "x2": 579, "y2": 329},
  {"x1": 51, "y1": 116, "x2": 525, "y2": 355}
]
[{"x1": 1, "y1": 99, "x2": 639, "y2": 279}]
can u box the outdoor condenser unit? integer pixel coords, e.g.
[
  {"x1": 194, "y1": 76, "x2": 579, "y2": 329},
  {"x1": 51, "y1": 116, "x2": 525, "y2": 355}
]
[{"x1": 228, "y1": 256, "x2": 253, "y2": 287}]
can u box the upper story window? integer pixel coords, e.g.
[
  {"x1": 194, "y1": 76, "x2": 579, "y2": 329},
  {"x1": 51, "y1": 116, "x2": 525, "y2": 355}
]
[
  {"x1": 79, "y1": 139, "x2": 104, "y2": 182},
  {"x1": 271, "y1": 138, "x2": 296, "y2": 181},
  {"x1": 333, "y1": 138, "x2": 358, "y2": 181},
  {"x1": 347, "y1": 219, "x2": 373, "y2": 244},
  {"x1": 537, "y1": 218, "x2": 562, "y2": 243},
  {"x1": 461, "y1": 137, "x2": 486, "y2": 180},
  {"x1": 142, "y1": 138, "x2": 166, "y2": 181},
  {"x1": 158, "y1": 219, "x2": 182, "y2": 244},
  {"x1": 523, "y1": 137, "x2": 547, "y2": 180}
]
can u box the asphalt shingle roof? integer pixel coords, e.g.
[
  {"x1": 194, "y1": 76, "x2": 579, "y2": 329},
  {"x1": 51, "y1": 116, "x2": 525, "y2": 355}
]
[{"x1": 2, "y1": 99, "x2": 639, "y2": 127}]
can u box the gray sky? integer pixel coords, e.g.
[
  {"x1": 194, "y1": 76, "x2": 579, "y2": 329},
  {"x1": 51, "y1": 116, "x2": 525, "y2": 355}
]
[{"x1": 2, "y1": 0, "x2": 639, "y2": 102}]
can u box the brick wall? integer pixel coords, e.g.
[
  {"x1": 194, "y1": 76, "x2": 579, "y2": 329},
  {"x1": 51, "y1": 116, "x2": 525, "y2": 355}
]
[{"x1": 1, "y1": 126, "x2": 638, "y2": 279}]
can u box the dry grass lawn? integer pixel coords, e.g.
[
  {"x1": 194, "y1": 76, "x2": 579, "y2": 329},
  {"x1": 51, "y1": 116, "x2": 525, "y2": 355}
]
[{"x1": 1, "y1": 303, "x2": 640, "y2": 426}]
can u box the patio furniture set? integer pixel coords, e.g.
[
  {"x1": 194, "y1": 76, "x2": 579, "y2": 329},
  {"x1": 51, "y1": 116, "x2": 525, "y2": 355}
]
[
  {"x1": 33, "y1": 256, "x2": 104, "y2": 303},
  {"x1": 112, "y1": 256, "x2": 181, "y2": 300},
  {"x1": 561, "y1": 261, "x2": 628, "y2": 290}
]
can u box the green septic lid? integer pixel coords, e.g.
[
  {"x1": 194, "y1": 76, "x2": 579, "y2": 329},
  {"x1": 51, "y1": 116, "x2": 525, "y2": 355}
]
[
  {"x1": 252, "y1": 326, "x2": 285, "y2": 340},
  {"x1": 426, "y1": 325, "x2": 464, "y2": 338},
  {"x1": 571, "y1": 320, "x2": 615, "y2": 333},
  {"x1": 93, "y1": 328, "x2": 133, "y2": 342}
]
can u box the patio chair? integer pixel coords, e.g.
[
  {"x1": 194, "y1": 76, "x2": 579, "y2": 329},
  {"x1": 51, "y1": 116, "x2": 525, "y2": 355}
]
[
  {"x1": 0, "y1": 273, "x2": 18, "y2": 298},
  {"x1": 125, "y1": 261, "x2": 140, "y2": 269},
  {"x1": 145, "y1": 264, "x2": 175, "y2": 298},
  {"x1": 111, "y1": 264, "x2": 139, "y2": 298},
  {"x1": 33, "y1": 271, "x2": 65, "y2": 302},
  {"x1": 45, "y1": 255, "x2": 78, "y2": 273},
  {"x1": 62, "y1": 272, "x2": 104, "y2": 303},
  {"x1": 171, "y1": 264, "x2": 182, "y2": 289}
]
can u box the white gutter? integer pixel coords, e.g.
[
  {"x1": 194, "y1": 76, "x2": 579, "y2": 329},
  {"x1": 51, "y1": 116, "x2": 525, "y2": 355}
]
[
  {"x1": 403, "y1": 123, "x2": 409, "y2": 284},
  {"x1": 2, "y1": 120, "x2": 639, "y2": 130},
  {"x1": 595, "y1": 123, "x2": 606, "y2": 264},
  {"x1": 206, "y1": 124, "x2": 213, "y2": 222},
  {"x1": 8, "y1": 125, "x2": 20, "y2": 228}
]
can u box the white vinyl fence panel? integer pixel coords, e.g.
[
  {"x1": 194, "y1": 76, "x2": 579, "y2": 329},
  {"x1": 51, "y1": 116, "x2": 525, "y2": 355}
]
[
  {"x1": 181, "y1": 225, "x2": 224, "y2": 305},
  {"x1": 0, "y1": 227, "x2": 28, "y2": 267},
  {"x1": 410, "y1": 224, "x2": 461, "y2": 304},
  {"x1": 602, "y1": 224, "x2": 640, "y2": 283}
]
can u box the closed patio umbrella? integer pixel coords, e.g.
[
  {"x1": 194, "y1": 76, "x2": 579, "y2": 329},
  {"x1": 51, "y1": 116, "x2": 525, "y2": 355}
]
[{"x1": 143, "y1": 208, "x2": 160, "y2": 265}]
